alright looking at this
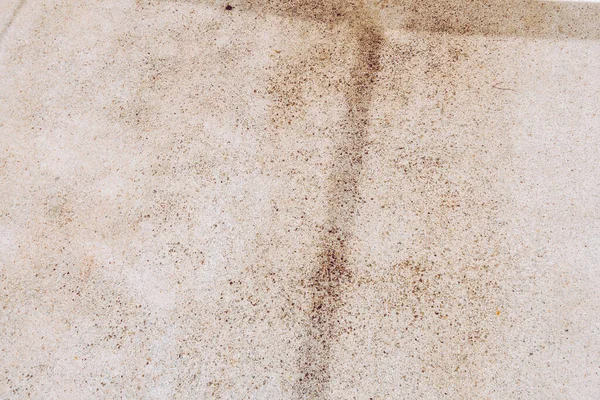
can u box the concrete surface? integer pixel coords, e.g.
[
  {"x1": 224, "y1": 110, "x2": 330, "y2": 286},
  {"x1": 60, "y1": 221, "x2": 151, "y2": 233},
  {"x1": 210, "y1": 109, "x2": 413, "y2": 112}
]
[{"x1": 1, "y1": 0, "x2": 599, "y2": 398}]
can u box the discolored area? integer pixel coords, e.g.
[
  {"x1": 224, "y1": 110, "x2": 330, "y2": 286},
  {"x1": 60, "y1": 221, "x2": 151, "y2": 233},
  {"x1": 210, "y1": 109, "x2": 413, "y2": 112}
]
[
  {"x1": 1, "y1": 0, "x2": 600, "y2": 399},
  {"x1": 293, "y1": 9, "x2": 385, "y2": 398},
  {"x1": 393, "y1": 0, "x2": 600, "y2": 39}
]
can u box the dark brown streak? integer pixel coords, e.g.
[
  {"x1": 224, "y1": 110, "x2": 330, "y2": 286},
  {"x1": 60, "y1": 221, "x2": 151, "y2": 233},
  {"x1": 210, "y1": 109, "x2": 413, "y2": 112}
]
[
  {"x1": 393, "y1": 0, "x2": 600, "y2": 39},
  {"x1": 168, "y1": 0, "x2": 600, "y2": 40},
  {"x1": 492, "y1": 83, "x2": 516, "y2": 92},
  {"x1": 295, "y1": 14, "x2": 384, "y2": 400}
]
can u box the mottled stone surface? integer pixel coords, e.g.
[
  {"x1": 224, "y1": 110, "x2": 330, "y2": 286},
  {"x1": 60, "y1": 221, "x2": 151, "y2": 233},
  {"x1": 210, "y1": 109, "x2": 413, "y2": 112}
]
[{"x1": 1, "y1": 0, "x2": 599, "y2": 398}]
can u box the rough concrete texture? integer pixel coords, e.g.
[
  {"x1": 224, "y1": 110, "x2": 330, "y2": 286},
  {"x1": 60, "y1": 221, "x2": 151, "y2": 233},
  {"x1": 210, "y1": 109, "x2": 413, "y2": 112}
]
[{"x1": 1, "y1": 0, "x2": 599, "y2": 398}]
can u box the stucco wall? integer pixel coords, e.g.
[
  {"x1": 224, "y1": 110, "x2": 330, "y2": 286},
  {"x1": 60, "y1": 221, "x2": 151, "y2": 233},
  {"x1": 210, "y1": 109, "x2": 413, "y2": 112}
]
[{"x1": 1, "y1": 0, "x2": 599, "y2": 398}]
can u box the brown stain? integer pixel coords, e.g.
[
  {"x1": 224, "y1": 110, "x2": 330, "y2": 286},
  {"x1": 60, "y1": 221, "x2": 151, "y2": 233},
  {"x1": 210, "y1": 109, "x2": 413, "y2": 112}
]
[
  {"x1": 126, "y1": 0, "x2": 600, "y2": 397},
  {"x1": 187, "y1": 0, "x2": 600, "y2": 39},
  {"x1": 188, "y1": 0, "x2": 386, "y2": 395},
  {"x1": 248, "y1": 2, "x2": 386, "y2": 397},
  {"x1": 399, "y1": 0, "x2": 600, "y2": 39},
  {"x1": 356, "y1": 30, "x2": 515, "y2": 395},
  {"x1": 296, "y1": 16, "x2": 384, "y2": 399}
]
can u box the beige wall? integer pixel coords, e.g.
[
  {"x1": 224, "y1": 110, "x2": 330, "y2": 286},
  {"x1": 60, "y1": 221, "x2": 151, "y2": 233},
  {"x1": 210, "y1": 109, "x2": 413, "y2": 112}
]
[{"x1": 1, "y1": 0, "x2": 599, "y2": 398}]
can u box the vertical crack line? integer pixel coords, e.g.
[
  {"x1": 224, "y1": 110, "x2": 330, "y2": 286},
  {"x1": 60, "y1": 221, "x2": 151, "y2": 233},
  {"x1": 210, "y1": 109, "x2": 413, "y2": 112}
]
[
  {"x1": 294, "y1": 11, "x2": 384, "y2": 400},
  {"x1": 0, "y1": 0, "x2": 28, "y2": 45}
]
